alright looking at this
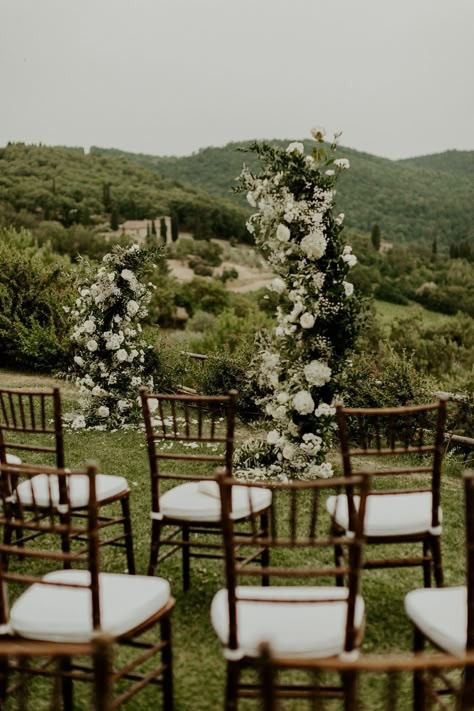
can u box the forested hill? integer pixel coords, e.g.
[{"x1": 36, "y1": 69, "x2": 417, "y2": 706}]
[
  {"x1": 0, "y1": 143, "x2": 250, "y2": 241},
  {"x1": 93, "y1": 142, "x2": 474, "y2": 246}
]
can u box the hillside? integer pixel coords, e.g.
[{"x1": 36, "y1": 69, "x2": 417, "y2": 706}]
[
  {"x1": 0, "y1": 143, "x2": 250, "y2": 241},
  {"x1": 93, "y1": 142, "x2": 474, "y2": 247}
]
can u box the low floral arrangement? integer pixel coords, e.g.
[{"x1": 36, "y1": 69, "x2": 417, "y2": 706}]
[
  {"x1": 234, "y1": 130, "x2": 362, "y2": 480},
  {"x1": 66, "y1": 244, "x2": 159, "y2": 430}
]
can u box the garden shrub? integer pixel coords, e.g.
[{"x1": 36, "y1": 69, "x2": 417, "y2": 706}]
[{"x1": 0, "y1": 227, "x2": 74, "y2": 371}]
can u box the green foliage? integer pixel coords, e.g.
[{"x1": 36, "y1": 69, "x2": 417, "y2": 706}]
[
  {"x1": 185, "y1": 307, "x2": 272, "y2": 354},
  {"x1": 370, "y1": 223, "x2": 381, "y2": 251},
  {"x1": 35, "y1": 220, "x2": 133, "y2": 262},
  {"x1": 176, "y1": 277, "x2": 229, "y2": 318},
  {"x1": 0, "y1": 227, "x2": 74, "y2": 371},
  {"x1": 160, "y1": 216, "x2": 167, "y2": 242}
]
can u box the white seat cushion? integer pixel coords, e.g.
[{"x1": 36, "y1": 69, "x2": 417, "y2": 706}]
[
  {"x1": 404, "y1": 586, "x2": 466, "y2": 656},
  {"x1": 211, "y1": 586, "x2": 364, "y2": 658},
  {"x1": 5, "y1": 453, "x2": 22, "y2": 465},
  {"x1": 10, "y1": 569, "x2": 171, "y2": 643},
  {"x1": 15, "y1": 473, "x2": 129, "y2": 508},
  {"x1": 159, "y1": 481, "x2": 272, "y2": 523},
  {"x1": 326, "y1": 492, "x2": 441, "y2": 536}
]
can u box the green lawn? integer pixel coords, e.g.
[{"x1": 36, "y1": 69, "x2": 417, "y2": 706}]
[
  {"x1": 374, "y1": 299, "x2": 454, "y2": 330},
  {"x1": 0, "y1": 369, "x2": 469, "y2": 709}
]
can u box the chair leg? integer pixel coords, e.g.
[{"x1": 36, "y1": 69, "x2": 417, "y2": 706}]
[
  {"x1": 431, "y1": 536, "x2": 444, "y2": 587},
  {"x1": 160, "y1": 613, "x2": 174, "y2": 711},
  {"x1": 342, "y1": 669, "x2": 358, "y2": 711},
  {"x1": 120, "y1": 495, "x2": 135, "y2": 574},
  {"x1": 148, "y1": 520, "x2": 161, "y2": 576},
  {"x1": 182, "y1": 525, "x2": 190, "y2": 592},
  {"x1": 260, "y1": 511, "x2": 270, "y2": 587},
  {"x1": 0, "y1": 655, "x2": 8, "y2": 706},
  {"x1": 422, "y1": 539, "x2": 431, "y2": 588},
  {"x1": 225, "y1": 661, "x2": 240, "y2": 711},
  {"x1": 59, "y1": 656, "x2": 74, "y2": 711},
  {"x1": 333, "y1": 522, "x2": 345, "y2": 587},
  {"x1": 413, "y1": 626, "x2": 426, "y2": 711}
]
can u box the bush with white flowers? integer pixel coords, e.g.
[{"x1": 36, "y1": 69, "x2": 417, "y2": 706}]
[
  {"x1": 67, "y1": 244, "x2": 159, "y2": 429},
  {"x1": 234, "y1": 130, "x2": 362, "y2": 480}
]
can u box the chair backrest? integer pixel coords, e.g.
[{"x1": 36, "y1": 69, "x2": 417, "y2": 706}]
[
  {"x1": 0, "y1": 636, "x2": 112, "y2": 710},
  {"x1": 257, "y1": 644, "x2": 474, "y2": 710},
  {"x1": 464, "y1": 470, "x2": 474, "y2": 651},
  {"x1": 140, "y1": 388, "x2": 237, "y2": 513},
  {"x1": 0, "y1": 460, "x2": 100, "y2": 629},
  {"x1": 0, "y1": 387, "x2": 64, "y2": 468},
  {"x1": 336, "y1": 400, "x2": 447, "y2": 528},
  {"x1": 217, "y1": 472, "x2": 369, "y2": 655}
]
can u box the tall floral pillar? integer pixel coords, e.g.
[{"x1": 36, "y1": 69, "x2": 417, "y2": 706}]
[{"x1": 234, "y1": 131, "x2": 361, "y2": 480}]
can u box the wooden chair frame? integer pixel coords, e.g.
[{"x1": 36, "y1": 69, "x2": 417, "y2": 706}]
[
  {"x1": 257, "y1": 644, "x2": 474, "y2": 710},
  {"x1": 0, "y1": 386, "x2": 135, "y2": 574},
  {"x1": 215, "y1": 472, "x2": 369, "y2": 710},
  {"x1": 140, "y1": 388, "x2": 271, "y2": 591},
  {"x1": 0, "y1": 460, "x2": 174, "y2": 710},
  {"x1": 333, "y1": 400, "x2": 448, "y2": 587},
  {"x1": 0, "y1": 636, "x2": 112, "y2": 710}
]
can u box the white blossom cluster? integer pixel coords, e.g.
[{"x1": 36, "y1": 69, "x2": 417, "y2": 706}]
[
  {"x1": 66, "y1": 244, "x2": 156, "y2": 429},
  {"x1": 234, "y1": 133, "x2": 360, "y2": 481}
]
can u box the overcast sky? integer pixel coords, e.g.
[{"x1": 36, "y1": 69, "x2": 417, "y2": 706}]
[{"x1": 1, "y1": 0, "x2": 473, "y2": 160}]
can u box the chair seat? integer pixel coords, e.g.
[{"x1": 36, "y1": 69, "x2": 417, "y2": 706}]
[
  {"x1": 326, "y1": 492, "x2": 442, "y2": 536},
  {"x1": 404, "y1": 586, "x2": 466, "y2": 656},
  {"x1": 15, "y1": 473, "x2": 129, "y2": 508},
  {"x1": 10, "y1": 569, "x2": 171, "y2": 643},
  {"x1": 158, "y1": 481, "x2": 272, "y2": 523},
  {"x1": 211, "y1": 586, "x2": 365, "y2": 658},
  {"x1": 5, "y1": 453, "x2": 22, "y2": 465}
]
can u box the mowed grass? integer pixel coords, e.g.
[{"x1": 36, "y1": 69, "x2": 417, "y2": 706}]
[
  {"x1": 0, "y1": 369, "x2": 469, "y2": 709},
  {"x1": 374, "y1": 299, "x2": 454, "y2": 331}
]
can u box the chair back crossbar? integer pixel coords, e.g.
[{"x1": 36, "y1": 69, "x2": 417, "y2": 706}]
[{"x1": 0, "y1": 461, "x2": 100, "y2": 630}]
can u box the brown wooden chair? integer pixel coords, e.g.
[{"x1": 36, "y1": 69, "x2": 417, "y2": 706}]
[
  {"x1": 211, "y1": 471, "x2": 369, "y2": 710},
  {"x1": 404, "y1": 468, "x2": 474, "y2": 709},
  {"x1": 140, "y1": 388, "x2": 272, "y2": 591},
  {"x1": 257, "y1": 644, "x2": 474, "y2": 710},
  {"x1": 0, "y1": 386, "x2": 135, "y2": 573},
  {"x1": 0, "y1": 460, "x2": 174, "y2": 710},
  {"x1": 327, "y1": 400, "x2": 448, "y2": 587},
  {"x1": 0, "y1": 636, "x2": 112, "y2": 710}
]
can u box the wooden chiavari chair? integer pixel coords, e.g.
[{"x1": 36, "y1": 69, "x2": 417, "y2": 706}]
[
  {"x1": 140, "y1": 388, "x2": 272, "y2": 591},
  {"x1": 405, "y1": 469, "x2": 474, "y2": 709},
  {"x1": 0, "y1": 636, "x2": 112, "y2": 710},
  {"x1": 257, "y1": 644, "x2": 474, "y2": 710},
  {"x1": 211, "y1": 471, "x2": 369, "y2": 710},
  {"x1": 0, "y1": 460, "x2": 174, "y2": 710},
  {"x1": 0, "y1": 386, "x2": 135, "y2": 573},
  {"x1": 327, "y1": 400, "x2": 448, "y2": 587}
]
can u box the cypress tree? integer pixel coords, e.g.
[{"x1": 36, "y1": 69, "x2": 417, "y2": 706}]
[
  {"x1": 160, "y1": 217, "x2": 167, "y2": 243},
  {"x1": 171, "y1": 213, "x2": 179, "y2": 242},
  {"x1": 371, "y1": 223, "x2": 381, "y2": 251},
  {"x1": 110, "y1": 205, "x2": 119, "y2": 231}
]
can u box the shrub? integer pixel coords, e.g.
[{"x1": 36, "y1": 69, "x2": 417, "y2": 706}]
[{"x1": 0, "y1": 227, "x2": 74, "y2": 371}]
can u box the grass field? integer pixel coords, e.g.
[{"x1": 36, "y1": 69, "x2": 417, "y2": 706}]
[
  {"x1": 374, "y1": 300, "x2": 454, "y2": 330},
  {"x1": 0, "y1": 369, "x2": 470, "y2": 709}
]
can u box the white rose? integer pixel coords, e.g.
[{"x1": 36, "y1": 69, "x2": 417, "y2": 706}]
[
  {"x1": 325, "y1": 169, "x2": 335, "y2": 176},
  {"x1": 343, "y1": 281, "x2": 354, "y2": 297},
  {"x1": 121, "y1": 269, "x2": 134, "y2": 281},
  {"x1": 276, "y1": 224, "x2": 290, "y2": 242},
  {"x1": 74, "y1": 355, "x2": 84, "y2": 367},
  {"x1": 116, "y1": 349, "x2": 128, "y2": 362},
  {"x1": 118, "y1": 400, "x2": 130, "y2": 411},
  {"x1": 83, "y1": 319, "x2": 96, "y2": 334},
  {"x1": 334, "y1": 158, "x2": 350, "y2": 169},
  {"x1": 266, "y1": 430, "x2": 280, "y2": 445},
  {"x1": 97, "y1": 406, "x2": 110, "y2": 418},
  {"x1": 126, "y1": 300, "x2": 139, "y2": 317},
  {"x1": 276, "y1": 392, "x2": 289, "y2": 404},
  {"x1": 300, "y1": 231, "x2": 327, "y2": 260},
  {"x1": 300, "y1": 312, "x2": 315, "y2": 329},
  {"x1": 92, "y1": 386, "x2": 102, "y2": 396},
  {"x1": 275, "y1": 405, "x2": 287, "y2": 420},
  {"x1": 286, "y1": 142, "x2": 304, "y2": 154},
  {"x1": 269, "y1": 278, "x2": 286, "y2": 294},
  {"x1": 293, "y1": 390, "x2": 315, "y2": 415},
  {"x1": 335, "y1": 213, "x2": 345, "y2": 225},
  {"x1": 71, "y1": 415, "x2": 86, "y2": 430},
  {"x1": 282, "y1": 443, "x2": 295, "y2": 460},
  {"x1": 86, "y1": 339, "x2": 98, "y2": 352},
  {"x1": 304, "y1": 360, "x2": 332, "y2": 387},
  {"x1": 247, "y1": 192, "x2": 256, "y2": 207}
]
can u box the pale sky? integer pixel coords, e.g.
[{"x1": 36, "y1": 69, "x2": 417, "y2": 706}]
[{"x1": 1, "y1": 0, "x2": 473, "y2": 160}]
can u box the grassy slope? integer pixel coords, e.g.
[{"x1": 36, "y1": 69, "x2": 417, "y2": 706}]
[
  {"x1": 93, "y1": 143, "x2": 474, "y2": 247},
  {"x1": 0, "y1": 369, "x2": 467, "y2": 709},
  {"x1": 374, "y1": 299, "x2": 454, "y2": 329}
]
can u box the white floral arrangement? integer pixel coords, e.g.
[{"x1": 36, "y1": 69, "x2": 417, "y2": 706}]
[
  {"x1": 66, "y1": 244, "x2": 159, "y2": 430},
  {"x1": 234, "y1": 130, "x2": 361, "y2": 480}
]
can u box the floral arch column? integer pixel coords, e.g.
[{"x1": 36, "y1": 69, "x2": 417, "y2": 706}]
[{"x1": 234, "y1": 131, "x2": 361, "y2": 480}]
